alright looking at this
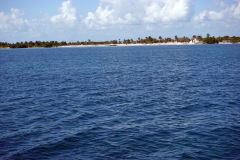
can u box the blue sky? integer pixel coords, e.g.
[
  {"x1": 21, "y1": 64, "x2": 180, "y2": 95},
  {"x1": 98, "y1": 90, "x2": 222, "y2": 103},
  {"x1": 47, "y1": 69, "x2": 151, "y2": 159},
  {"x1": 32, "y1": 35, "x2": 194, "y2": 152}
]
[{"x1": 0, "y1": 0, "x2": 239, "y2": 43}]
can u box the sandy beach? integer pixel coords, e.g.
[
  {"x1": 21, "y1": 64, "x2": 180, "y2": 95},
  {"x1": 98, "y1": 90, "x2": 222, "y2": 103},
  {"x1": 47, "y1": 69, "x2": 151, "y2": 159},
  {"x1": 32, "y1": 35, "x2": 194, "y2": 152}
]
[{"x1": 59, "y1": 42, "x2": 202, "y2": 48}]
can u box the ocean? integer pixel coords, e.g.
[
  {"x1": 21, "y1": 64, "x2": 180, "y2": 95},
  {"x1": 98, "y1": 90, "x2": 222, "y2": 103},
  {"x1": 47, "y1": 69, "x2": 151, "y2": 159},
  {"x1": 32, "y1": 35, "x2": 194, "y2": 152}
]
[{"x1": 0, "y1": 45, "x2": 240, "y2": 159}]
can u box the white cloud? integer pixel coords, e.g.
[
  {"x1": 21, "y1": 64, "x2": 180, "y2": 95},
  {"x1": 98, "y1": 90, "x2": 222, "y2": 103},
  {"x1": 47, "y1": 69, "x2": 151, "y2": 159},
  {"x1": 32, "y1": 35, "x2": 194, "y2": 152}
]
[
  {"x1": 84, "y1": 0, "x2": 194, "y2": 28},
  {"x1": 193, "y1": 10, "x2": 208, "y2": 21},
  {"x1": 142, "y1": 0, "x2": 193, "y2": 23},
  {"x1": 1, "y1": 0, "x2": 239, "y2": 43},
  {"x1": 0, "y1": 0, "x2": 84, "y2": 42},
  {"x1": 0, "y1": 8, "x2": 28, "y2": 32},
  {"x1": 194, "y1": 0, "x2": 240, "y2": 22},
  {"x1": 208, "y1": 11, "x2": 224, "y2": 21},
  {"x1": 83, "y1": 0, "x2": 138, "y2": 28},
  {"x1": 50, "y1": 0, "x2": 77, "y2": 27},
  {"x1": 214, "y1": 0, "x2": 226, "y2": 8},
  {"x1": 231, "y1": 0, "x2": 240, "y2": 18}
]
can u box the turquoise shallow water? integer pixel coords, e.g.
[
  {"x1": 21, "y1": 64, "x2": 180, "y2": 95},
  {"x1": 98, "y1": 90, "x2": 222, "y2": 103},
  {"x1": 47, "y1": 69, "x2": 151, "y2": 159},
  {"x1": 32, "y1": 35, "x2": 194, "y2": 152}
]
[{"x1": 0, "y1": 45, "x2": 240, "y2": 159}]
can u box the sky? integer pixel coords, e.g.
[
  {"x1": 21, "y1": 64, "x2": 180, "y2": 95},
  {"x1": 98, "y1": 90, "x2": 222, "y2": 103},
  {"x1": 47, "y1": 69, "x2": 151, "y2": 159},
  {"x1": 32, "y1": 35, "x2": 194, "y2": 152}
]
[{"x1": 0, "y1": 0, "x2": 240, "y2": 43}]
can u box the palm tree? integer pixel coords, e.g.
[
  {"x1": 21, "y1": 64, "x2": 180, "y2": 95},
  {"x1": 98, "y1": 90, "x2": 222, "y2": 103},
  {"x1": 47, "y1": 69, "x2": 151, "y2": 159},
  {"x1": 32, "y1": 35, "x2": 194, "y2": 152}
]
[
  {"x1": 197, "y1": 35, "x2": 203, "y2": 41},
  {"x1": 175, "y1": 35, "x2": 178, "y2": 42},
  {"x1": 192, "y1": 35, "x2": 196, "y2": 40}
]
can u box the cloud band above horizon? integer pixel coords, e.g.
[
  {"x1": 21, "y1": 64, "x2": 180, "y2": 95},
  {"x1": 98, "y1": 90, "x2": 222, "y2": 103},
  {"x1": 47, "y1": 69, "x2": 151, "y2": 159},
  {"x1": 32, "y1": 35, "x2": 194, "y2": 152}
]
[{"x1": 0, "y1": 0, "x2": 239, "y2": 42}]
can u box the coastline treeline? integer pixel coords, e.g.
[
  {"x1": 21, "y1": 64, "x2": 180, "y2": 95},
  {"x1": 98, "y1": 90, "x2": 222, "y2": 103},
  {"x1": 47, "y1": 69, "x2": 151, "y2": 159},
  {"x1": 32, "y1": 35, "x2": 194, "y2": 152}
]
[{"x1": 0, "y1": 34, "x2": 240, "y2": 48}]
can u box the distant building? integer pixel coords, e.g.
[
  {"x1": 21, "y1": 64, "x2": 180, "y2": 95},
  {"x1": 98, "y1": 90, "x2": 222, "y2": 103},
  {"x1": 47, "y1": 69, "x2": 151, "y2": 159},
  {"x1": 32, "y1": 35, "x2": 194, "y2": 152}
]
[
  {"x1": 189, "y1": 38, "x2": 203, "y2": 44},
  {"x1": 223, "y1": 40, "x2": 231, "y2": 43},
  {"x1": 219, "y1": 40, "x2": 232, "y2": 44}
]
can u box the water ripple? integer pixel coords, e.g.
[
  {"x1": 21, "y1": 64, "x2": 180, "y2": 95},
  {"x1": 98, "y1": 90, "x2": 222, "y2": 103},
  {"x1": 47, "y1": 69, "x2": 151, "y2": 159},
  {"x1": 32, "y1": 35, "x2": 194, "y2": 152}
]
[{"x1": 1, "y1": 45, "x2": 240, "y2": 159}]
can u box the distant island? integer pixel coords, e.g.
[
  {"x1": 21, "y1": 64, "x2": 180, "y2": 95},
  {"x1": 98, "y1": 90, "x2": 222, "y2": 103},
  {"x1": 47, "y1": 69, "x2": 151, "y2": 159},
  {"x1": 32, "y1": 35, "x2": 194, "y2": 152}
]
[{"x1": 1, "y1": 34, "x2": 240, "y2": 49}]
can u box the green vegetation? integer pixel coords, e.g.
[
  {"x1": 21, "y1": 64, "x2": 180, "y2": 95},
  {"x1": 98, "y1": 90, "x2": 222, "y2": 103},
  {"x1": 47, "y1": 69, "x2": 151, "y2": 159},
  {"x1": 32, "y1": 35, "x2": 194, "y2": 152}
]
[
  {"x1": 0, "y1": 34, "x2": 240, "y2": 48},
  {"x1": 203, "y1": 37, "x2": 218, "y2": 44},
  {"x1": 0, "y1": 42, "x2": 9, "y2": 48},
  {"x1": 6, "y1": 41, "x2": 67, "y2": 48}
]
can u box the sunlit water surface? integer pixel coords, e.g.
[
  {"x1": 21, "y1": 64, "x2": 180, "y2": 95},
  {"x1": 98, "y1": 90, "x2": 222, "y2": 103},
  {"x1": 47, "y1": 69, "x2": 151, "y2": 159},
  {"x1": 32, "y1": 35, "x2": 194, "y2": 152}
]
[{"x1": 0, "y1": 45, "x2": 240, "y2": 159}]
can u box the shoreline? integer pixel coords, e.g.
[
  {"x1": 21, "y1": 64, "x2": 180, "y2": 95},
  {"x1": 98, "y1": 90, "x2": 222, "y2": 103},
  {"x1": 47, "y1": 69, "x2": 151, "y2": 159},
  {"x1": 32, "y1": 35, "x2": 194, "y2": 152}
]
[
  {"x1": 1, "y1": 42, "x2": 239, "y2": 49},
  {"x1": 58, "y1": 42, "x2": 234, "y2": 48}
]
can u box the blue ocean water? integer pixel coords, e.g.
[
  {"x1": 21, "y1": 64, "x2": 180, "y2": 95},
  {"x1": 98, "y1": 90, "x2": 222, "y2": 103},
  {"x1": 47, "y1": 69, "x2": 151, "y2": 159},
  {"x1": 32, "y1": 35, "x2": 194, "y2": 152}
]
[{"x1": 0, "y1": 45, "x2": 240, "y2": 159}]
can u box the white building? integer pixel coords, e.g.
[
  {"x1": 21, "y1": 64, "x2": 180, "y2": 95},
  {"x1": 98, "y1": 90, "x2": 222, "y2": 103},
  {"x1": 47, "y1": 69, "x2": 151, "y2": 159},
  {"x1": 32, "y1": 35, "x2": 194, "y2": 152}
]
[{"x1": 189, "y1": 38, "x2": 203, "y2": 44}]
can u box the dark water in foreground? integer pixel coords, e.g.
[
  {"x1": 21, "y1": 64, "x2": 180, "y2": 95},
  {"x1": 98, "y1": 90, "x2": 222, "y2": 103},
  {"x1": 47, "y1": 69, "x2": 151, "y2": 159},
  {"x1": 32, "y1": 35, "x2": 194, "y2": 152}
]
[{"x1": 0, "y1": 45, "x2": 240, "y2": 159}]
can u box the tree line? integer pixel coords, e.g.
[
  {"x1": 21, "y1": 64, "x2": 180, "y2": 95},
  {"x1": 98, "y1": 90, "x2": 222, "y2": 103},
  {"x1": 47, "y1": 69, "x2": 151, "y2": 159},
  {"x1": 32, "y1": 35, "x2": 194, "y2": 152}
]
[
  {"x1": 0, "y1": 41, "x2": 67, "y2": 49},
  {"x1": 0, "y1": 34, "x2": 240, "y2": 48}
]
